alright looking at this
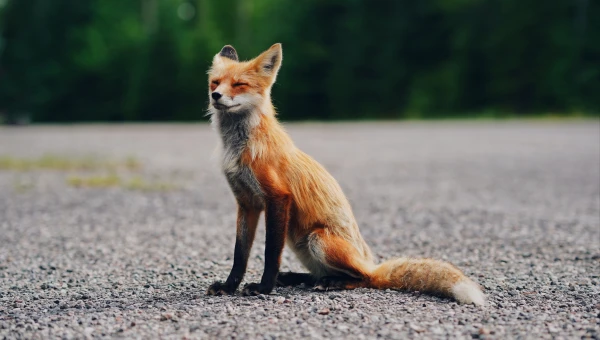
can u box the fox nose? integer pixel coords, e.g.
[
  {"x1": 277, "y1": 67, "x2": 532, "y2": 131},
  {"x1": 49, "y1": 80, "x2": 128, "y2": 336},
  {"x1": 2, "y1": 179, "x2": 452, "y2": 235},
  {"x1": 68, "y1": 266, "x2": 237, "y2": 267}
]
[{"x1": 211, "y1": 92, "x2": 222, "y2": 101}]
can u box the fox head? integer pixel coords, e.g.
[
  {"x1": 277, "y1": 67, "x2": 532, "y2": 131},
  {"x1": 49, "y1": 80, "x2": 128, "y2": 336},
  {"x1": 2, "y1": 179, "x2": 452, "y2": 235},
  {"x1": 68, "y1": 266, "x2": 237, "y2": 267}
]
[{"x1": 208, "y1": 43, "x2": 282, "y2": 115}]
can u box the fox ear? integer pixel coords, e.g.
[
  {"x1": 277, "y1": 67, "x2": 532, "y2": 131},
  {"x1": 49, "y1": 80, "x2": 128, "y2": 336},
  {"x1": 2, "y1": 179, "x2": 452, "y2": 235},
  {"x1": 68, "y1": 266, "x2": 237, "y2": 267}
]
[
  {"x1": 212, "y1": 45, "x2": 238, "y2": 67},
  {"x1": 219, "y1": 45, "x2": 238, "y2": 62},
  {"x1": 254, "y1": 43, "x2": 282, "y2": 78}
]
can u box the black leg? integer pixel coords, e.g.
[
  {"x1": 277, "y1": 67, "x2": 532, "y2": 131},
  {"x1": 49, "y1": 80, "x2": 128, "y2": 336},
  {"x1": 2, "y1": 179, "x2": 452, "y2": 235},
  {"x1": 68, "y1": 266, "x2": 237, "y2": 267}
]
[
  {"x1": 242, "y1": 195, "x2": 291, "y2": 296},
  {"x1": 313, "y1": 275, "x2": 365, "y2": 291},
  {"x1": 276, "y1": 272, "x2": 316, "y2": 287},
  {"x1": 207, "y1": 206, "x2": 260, "y2": 295}
]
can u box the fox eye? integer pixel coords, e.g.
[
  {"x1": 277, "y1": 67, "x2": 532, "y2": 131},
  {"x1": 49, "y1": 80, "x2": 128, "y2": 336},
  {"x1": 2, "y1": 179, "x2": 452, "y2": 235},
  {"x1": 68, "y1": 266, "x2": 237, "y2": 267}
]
[
  {"x1": 232, "y1": 82, "x2": 248, "y2": 87},
  {"x1": 211, "y1": 80, "x2": 220, "y2": 85}
]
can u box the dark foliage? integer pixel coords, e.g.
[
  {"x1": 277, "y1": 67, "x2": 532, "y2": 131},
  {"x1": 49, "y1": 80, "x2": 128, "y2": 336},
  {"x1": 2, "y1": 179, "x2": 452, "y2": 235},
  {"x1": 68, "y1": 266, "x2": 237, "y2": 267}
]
[{"x1": 0, "y1": 0, "x2": 598, "y2": 122}]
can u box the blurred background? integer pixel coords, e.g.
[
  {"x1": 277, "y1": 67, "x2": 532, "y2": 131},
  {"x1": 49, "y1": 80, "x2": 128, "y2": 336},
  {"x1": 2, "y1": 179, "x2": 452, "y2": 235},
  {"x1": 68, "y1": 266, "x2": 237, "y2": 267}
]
[{"x1": 0, "y1": 0, "x2": 598, "y2": 123}]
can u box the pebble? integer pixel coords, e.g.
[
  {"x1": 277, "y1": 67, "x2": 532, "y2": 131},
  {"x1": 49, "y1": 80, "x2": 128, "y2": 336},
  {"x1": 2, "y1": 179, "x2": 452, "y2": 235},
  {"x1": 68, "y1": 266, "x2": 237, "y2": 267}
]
[
  {"x1": 409, "y1": 324, "x2": 425, "y2": 333},
  {"x1": 318, "y1": 308, "x2": 330, "y2": 315}
]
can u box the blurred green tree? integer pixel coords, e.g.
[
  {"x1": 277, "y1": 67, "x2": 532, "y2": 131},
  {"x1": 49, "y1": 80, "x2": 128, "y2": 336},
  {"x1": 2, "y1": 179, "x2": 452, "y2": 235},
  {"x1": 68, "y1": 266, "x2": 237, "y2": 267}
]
[{"x1": 0, "y1": 0, "x2": 598, "y2": 122}]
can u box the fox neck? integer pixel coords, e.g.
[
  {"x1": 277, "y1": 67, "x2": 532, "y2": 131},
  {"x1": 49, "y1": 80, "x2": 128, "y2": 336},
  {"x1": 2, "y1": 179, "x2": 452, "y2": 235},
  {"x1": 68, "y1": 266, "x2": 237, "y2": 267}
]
[
  {"x1": 213, "y1": 108, "x2": 252, "y2": 172},
  {"x1": 212, "y1": 98, "x2": 270, "y2": 170}
]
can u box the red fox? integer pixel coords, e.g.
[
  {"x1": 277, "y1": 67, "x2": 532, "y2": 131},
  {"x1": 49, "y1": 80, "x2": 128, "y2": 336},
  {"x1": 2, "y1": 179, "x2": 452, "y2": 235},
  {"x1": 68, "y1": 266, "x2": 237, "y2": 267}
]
[{"x1": 205, "y1": 43, "x2": 485, "y2": 305}]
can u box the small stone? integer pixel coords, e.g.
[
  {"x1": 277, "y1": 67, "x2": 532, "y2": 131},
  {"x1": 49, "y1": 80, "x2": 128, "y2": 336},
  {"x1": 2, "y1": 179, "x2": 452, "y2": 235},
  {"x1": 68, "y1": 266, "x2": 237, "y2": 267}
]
[
  {"x1": 479, "y1": 327, "x2": 491, "y2": 335},
  {"x1": 318, "y1": 308, "x2": 330, "y2": 315},
  {"x1": 548, "y1": 326, "x2": 560, "y2": 333},
  {"x1": 431, "y1": 327, "x2": 444, "y2": 335},
  {"x1": 409, "y1": 324, "x2": 425, "y2": 333},
  {"x1": 275, "y1": 296, "x2": 285, "y2": 304}
]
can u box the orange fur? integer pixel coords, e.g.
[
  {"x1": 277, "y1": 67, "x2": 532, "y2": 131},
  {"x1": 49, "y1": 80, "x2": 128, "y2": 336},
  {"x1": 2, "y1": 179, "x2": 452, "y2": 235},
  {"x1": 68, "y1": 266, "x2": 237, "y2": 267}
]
[{"x1": 207, "y1": 44, "x2": 485, "y2": 305}]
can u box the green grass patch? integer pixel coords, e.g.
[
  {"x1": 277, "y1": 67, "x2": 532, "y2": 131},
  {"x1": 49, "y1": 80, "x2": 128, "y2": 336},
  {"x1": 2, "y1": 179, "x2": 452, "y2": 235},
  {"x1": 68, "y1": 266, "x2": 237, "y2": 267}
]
[
  {"x1": 0, "y1": 155, "x2": 141, "y2": 172},
  {"x1": 67, "y1": 174, "x2": 122, "y2": 188},
  {"x1": 66, "y1": 175, "x2": 177, "y2": 191},
  {"x1": 13, "y1": 180, "x2": 34, "y2": 193},
  {"x1": 1, "y1": 155, "x2": 179, "y2": 192},
  {"x1": 123, "y1": 176, "x2": 178, "y2": 191}
]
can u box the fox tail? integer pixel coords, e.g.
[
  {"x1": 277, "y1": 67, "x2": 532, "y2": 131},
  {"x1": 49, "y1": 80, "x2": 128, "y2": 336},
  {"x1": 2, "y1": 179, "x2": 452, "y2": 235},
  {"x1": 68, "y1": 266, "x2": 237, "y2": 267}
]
[{"x1": 368, "y1": 257, "x2": 485, "y2": 306}]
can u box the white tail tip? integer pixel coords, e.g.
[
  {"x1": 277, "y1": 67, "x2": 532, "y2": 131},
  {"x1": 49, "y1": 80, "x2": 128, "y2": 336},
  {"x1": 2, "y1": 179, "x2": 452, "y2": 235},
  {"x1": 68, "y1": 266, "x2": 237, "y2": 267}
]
[{"x1": 451, "y1": 279, "x2": 485, "y2": 306}]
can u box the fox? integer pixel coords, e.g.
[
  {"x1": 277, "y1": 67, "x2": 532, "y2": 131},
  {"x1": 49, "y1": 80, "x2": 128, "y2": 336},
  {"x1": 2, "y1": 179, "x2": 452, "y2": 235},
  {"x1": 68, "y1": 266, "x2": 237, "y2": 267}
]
[{"x1": 205, "y1": 43, "x2": 485, "y2": 306}]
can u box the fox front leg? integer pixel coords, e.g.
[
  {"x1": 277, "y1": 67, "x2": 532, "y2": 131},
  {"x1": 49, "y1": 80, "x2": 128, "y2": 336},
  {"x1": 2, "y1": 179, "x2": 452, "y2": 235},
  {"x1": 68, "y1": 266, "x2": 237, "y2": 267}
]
[
  {"x1": 207, "y1": 206, "x2": 260, "y2": 295},
  {"x1": 242, "y1": 195, "x2": 291, "y2": 296}
]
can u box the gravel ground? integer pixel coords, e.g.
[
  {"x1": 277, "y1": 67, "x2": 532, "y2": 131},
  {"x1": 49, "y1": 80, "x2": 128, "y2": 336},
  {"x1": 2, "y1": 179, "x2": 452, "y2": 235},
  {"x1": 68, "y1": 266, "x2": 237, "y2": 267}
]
[{"x1": 0, "y1": 121, "x2": 599, "y2": 339}]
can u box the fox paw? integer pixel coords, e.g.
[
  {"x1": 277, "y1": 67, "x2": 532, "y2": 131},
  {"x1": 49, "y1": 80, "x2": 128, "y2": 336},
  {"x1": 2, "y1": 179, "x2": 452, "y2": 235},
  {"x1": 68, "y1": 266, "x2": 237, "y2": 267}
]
[
  {"x1": 276, "y1": 272, "x2": 315, "y2": 287},
  {"x1": 206, "y1": 281, "x2": 236, "y2": 296},
  {"x1": 241, "y1": 283, "x2": 273, "y2": 296},
  {"x1": 314, "y1": 276, "x2": 360, "y2": 291},
  {"x1": 314, "y1": 277, "x2": 343, "y2": 291}
]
